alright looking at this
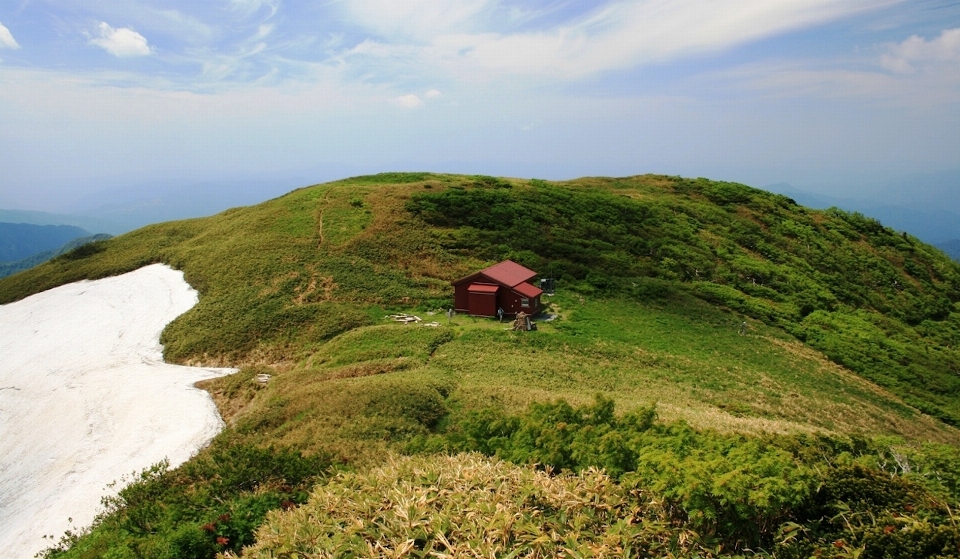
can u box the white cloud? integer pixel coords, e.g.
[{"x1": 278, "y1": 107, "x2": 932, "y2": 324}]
[
  {"x1": 146, "y1": 9, "x2": 215, "y2": 45},
  {"x1": 721, "y1": 63, "x2": 900, "y2": 99},
  {"x1": 397, "y1": 93, "x2": 423, "y2": 108},
  {"x1": 424, "y1": 88, "x2": 442, "y2": 98},
  {"x1": 881, "y1": 28, "x2": 960, "y2": 73},
  {"x1": 90, "y1": 23, "x2": 152, "y2": 57},
  {"x1": 343, "y1": 0, "x2": 894, "y2": 81},
  {"x1": 708, "y1": 55, "x2": 960, "y2": 107},
  {"x1": 254, "y1": 24, "x2": 274, "y2": 41},
  {"x1": 0, "y1": 21, "x2": 20, "y2": 50},
  {"x1": 229, "y1": 0, "x2": 281, "y2": 18},
  {"x1": 717, "y1": 27, "x2": 960, "y2": 106},
  {"x1": 479, "y1": 0, "x2": 896, "y2": 78},
  {"x1": 0, "y1": 65, "x2": 377, "y2": 126},
  {"x1": 79, "y1": 6, "x2": 214, "y2": 46},
  {"x1": 341, "y1": 0, "x2": 491, "y2": 39}
]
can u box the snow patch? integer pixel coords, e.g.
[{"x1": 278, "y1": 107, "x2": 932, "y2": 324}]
[{"x1": 0, "y1": 264, "x2": 234, "y2": 558}]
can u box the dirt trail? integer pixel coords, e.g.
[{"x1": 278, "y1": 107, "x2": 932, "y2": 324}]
[{"x1": 317, "y1": 189, "x2": 333, "y2": 248}]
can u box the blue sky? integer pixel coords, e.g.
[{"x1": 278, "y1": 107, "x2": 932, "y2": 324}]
[{"x1": 1, "y1": 0, "x2": 959, "y2": 212}]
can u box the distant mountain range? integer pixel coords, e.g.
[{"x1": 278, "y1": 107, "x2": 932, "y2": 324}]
[
  {"x1": 0, "y1": 178, "x2": 304, "y2": 278},
  {"x1": 0, "y1": 223, "x2": 92, "y2": 262},
  {"x1": 0, "y1": 210, "x2": 120, "y2": 236},
  {"x1": 763, "y1": 176, "x2": 960, "y2": 261},
  {"x1": 0, "y1": 234, "x2": 113, "y2": 279},
  {"x1": 64, "y1": 178, "x2": 305, "y2": 234},
  {"x1": 764, "y1": 182, "x2": 960, "y2": 245},
  {"x1": 3, "y1": 178, "x2": 306, "y2": 236},
  {"x1": 0, "y1": 221, "x2": 117, "y2": 280},
  {"x1": 935, "y1": 240, "x2": 960, "y2": 262}
]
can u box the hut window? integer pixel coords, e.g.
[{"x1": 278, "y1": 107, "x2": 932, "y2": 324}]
[{"x1": 521, "y1": 298, "x2": 530, "y2": 307}]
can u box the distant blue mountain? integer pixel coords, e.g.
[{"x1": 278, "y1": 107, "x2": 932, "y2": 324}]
[
  {"x1": 67, "y1": 179, "x2": 304, "y2": 233},
  {"x1": 2, "y1": 178, "x2": 305, "y2": 236},
  {"x1": 935, "y1": 240, "x2": 960, "y2": 263},
  {"x1": 0, "y1": 223, "x2": 91, "y2": 262},
  {"x1": 0, "y1": 233, "x2": 113, "y2": 279},
  {"x1": 764, "y1": 182, "x2": 960, "y2": 246},
  {"x1": 0, "y1": 209, "x2": 121, "y2": 235}
]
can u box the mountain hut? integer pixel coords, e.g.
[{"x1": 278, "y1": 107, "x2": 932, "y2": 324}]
[{"x1": 452, "y1": 260, "x2": 543, "y2": 317}]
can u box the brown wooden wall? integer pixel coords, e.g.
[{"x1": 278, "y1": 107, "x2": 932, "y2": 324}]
[
  {"x1": 454, "y1": 283, "x2": 471, "y2": 312},
  {"x1": 497, "y1": 291, "x2": 540, "y2": 316},
  {"x1": 468, "y1": 291, "x2": 497, "y2": 317}
]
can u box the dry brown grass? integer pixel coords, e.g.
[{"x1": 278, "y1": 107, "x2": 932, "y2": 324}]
[{"x1": 230, "y1": 453, "x2": 721, "y2": 559}]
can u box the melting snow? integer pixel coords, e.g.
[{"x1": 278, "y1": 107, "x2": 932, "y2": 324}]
[{"x1": 0, "y1": 264, "x2": 234, "y2": 558}]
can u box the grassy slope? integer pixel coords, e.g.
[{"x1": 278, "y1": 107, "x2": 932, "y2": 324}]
[
  {"x1": 2, "y1": 174, "x2": 958, "y2": 443},
  {"x1": 406, "y1": 175, "x2": 960, "y2": 425},
  {"x1": 214, "y1": 290, "x2": 956, "y2": 475},
  {"x1": 7, "y1": 173, "x2": 960, "y2": 556},
  {"x1": 0, "y1": 175, "x2": 454, "y2": 365}
]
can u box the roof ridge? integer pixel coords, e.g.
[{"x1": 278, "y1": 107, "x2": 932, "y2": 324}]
[{"x1": 480, "y1": 260, "x2": 537, "y2": 287}]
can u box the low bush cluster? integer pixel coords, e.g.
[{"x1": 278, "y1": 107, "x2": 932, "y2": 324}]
[
  {"x1": 41, "y1": 437, "x2": 329, "y2": 559},
  {"x1": 408, "y1": 396, "x2": 960, "y2": 557}
]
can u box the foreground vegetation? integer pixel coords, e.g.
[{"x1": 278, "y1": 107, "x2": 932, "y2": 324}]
[
  {"x1": 5, "y1": 172, "x2": 960, "y2": 557},
  {"x1": 42, "y1": 437, "x2": 328, "y2": 559},
  {"x1": 243, "y1": 398, "x2": 960, "y2": 558},
  {"x1": 46, "y1": 396, "x2": 960, "y2": 558}
]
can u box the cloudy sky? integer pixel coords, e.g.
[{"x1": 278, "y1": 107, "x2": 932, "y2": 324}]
[{"x1": 0, "y1": 0, "x2": 959, "y2": 212}]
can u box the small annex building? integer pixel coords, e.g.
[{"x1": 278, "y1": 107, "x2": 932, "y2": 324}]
[{"x1": 452, "y1": 260, "x2": 543, "y2": 317}]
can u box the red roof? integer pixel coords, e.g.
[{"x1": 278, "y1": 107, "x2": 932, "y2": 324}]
[
  {"x1": 480, "y1": 260, "x2": 537, "y2": 287},
  {"x1": 467, "y1": 283, "x2": 500, "y2": 294},
  {"x1": 513, "y1": 281, "x2": 543, "y2": 298}
]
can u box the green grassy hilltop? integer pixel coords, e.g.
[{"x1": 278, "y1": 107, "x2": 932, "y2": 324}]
[{"x1": 7, "y1": 173, "x2": 960, "y2": 558}]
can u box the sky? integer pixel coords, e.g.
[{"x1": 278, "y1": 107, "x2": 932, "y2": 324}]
[{"x1": 0, "y1": 0, "x2": 959, "y2": 213}]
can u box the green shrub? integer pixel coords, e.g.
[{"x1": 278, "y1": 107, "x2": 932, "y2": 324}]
[
  {"x1": 347, "y1": 172, "x2": 432, "y2": 183},
  {"x1": 54, "y1": 240, "x2": 108, "y2": 261},
  {"x1": 234, "y1": 453, "x2": 722, "y2": 559},
  {"x1": 430, "y1": 397, "x2": 960, "y2": 555},
  {"x1": 41, "y1": 438, "x2": 329, "y2": 559}
]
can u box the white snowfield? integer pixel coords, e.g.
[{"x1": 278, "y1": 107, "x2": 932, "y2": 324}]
[{"x1": 0, "y1": 264, "x2": 234, "y2": 559}]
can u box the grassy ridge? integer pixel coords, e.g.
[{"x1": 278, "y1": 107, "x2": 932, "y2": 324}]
[
  {"x1": 0, "y1": 178, "x2": 456, "y2": 363},
  {"x1": 6, "y1": 172, "x2": 960, "y2": 558},
  {"x1": 2, "y1": 172, "x2": 958, "y2": 439}
]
